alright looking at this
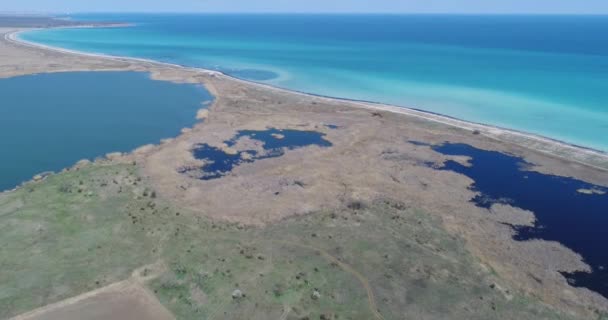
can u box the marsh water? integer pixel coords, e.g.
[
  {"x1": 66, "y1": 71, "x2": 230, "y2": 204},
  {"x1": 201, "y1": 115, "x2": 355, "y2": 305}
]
[
  {"x1": 431, "y1": 142, "x2": 608, "y2": 298},
  {"x1": 0, "y1": 71, "x2": 211, "y2": 191},
  {"x1": 185, "y1": 128, "x2": 332, "y2": 180}
]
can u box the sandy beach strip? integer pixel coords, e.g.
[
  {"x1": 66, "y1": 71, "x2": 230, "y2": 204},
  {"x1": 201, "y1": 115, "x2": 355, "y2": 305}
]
[{"x1": 5, "y1": 28, "x2": 608, "y2": 172}]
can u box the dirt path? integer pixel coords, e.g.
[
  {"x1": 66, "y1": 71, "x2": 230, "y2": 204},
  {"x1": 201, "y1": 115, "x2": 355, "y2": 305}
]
[
  {"x1": 282, "y1": 240, "x2": 386, "y2": 320},
  {"x1": 199, "y1": 235, "x2": 386, "y2": 320}
]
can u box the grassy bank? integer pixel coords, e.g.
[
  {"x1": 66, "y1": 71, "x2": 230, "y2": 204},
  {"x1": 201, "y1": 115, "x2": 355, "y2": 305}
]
[{"x1": 0, "y1": 162, "x2": 587, "y2": 319}]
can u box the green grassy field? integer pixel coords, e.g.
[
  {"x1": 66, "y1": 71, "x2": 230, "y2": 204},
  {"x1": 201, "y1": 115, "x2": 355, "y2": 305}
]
[
  {"x1": 0, "y1": 164, "x2": 162, "y2": 317},
  {"x1": 0, "y1": 162, "x2": 590, "y2": 319}
]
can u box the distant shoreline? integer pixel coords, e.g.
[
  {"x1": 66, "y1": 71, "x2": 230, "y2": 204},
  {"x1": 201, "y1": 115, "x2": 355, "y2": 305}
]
[{"x1": 6, "y1": 27, "x2": 608, "y2": 172}]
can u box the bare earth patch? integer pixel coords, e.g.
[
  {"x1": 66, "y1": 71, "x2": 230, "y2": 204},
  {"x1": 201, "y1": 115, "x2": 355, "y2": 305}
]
[{"x1": 9, "y1": 281, "x2": 174, "y2": 320}]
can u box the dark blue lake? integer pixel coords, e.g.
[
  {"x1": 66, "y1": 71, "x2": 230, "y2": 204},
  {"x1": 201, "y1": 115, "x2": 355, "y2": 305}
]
[
  {"x1": 430, "y1": 142, "x2": 608, "y2": 298},
  {"x1": 184, "y1": 128, "x2": 331, "y2": 180},
  {"x1": 0, "y1": 72, "x2": 211, "y2": 191}
]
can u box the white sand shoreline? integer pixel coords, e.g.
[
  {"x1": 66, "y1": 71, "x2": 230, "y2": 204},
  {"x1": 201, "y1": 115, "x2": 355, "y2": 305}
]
[{"x1": 6, "y1": 28, "x2": 608, "y2": 172}]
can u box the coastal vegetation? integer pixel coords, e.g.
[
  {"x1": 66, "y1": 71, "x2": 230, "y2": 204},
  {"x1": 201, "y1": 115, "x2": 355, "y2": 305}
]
[{"x1": 0, "y1": 161, "x2": 586, "y2": 319}]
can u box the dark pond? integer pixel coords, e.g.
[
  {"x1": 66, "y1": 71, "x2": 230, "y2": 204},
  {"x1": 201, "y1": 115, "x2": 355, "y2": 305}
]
[
  {"x1": 427, "y1": 142, "x2": 608, "y2": 298},
  {"x1": 185, "y1": 128, "x2": 331, "y2": 180}
]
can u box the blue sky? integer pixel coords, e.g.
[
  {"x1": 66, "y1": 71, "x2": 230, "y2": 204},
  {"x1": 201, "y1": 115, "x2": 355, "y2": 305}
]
[{"x1": 4, "y1": 0, "x2": 608, "y2": 14}]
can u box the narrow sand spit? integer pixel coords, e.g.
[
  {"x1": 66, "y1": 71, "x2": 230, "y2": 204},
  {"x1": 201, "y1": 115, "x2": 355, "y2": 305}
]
[{"x1": 5, "y1": 28, "x2": 608, "y2": 173}]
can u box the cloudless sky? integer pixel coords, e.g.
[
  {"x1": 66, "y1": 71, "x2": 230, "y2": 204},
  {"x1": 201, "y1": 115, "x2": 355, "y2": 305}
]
[{"x1": 3, "y1": 0, "x2": 608, "y2": 14}]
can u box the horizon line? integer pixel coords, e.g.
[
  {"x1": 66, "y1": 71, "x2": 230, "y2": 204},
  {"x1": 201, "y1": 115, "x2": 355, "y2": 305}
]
[{"x1": 3, "y1": 11, "x2": 608, "y2": 16}]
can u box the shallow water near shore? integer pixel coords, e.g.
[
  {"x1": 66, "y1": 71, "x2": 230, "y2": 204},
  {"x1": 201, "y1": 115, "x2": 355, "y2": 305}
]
[
  {"x1": 19, "y1": 14, "x2": 608, "y2": 151},
  {"x1": 0, "y1": 71, "x2": 211, "y2": 191},
  {"x1": 430, "y1": 142, "x2": 608, "y2": 298}
]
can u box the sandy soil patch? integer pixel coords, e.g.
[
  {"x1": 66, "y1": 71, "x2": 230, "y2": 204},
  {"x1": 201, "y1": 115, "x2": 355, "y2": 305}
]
[{"x1": 9, "y1": 281, "x2": 174, "y2": 320}]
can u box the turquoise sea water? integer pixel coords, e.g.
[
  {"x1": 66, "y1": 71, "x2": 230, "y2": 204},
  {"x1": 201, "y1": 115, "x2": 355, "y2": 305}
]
[
  {"x1": 0, "y1": 72, "x2": 210, "y2": 191},
  {"x1": 19, "y1": 14, "x2": 608, "y2": 151}
]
